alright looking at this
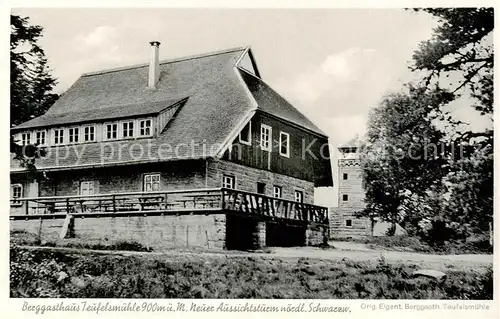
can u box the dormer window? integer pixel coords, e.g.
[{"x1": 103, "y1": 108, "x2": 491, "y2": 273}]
[
  {"x1": 21, "y1": 132, "x2": 31, "y2": 145},
  {"x1": 54, "y1": 129, "x2": 64, "y2": 144},
  {"x1": 84, "y1": 125, "x2": 95, "y2": 142},
  {"x1": 123, "y1": 121, "x2": 134, "y2": 138},
  {"x1": 106, "y1": 123, "x2": 118, "y2": 140},
  {"x1": 36, "y1": 131, "x2": 46, "y2": 145},
  {"x1": 69, "y1": 127, "x2": 79, "y2": 143},
  {"x1": 140, "y1": 119, "x2": 152, "y2": 136},
  {"x1": 239, "y1": 121, "x2": 251, "y2": 145}
]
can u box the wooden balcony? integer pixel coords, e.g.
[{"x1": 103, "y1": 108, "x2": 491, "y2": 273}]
[{"x1": 10, "y1": 188, "x2": 329, "y2": 225}]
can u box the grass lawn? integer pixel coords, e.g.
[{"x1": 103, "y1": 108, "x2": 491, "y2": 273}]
[
  {"x1": 10, "y1": 245, "x2": 493, "y2": 299},
  {"x1": 333, "y1": 235, "x2": 493, "y2": 254}
]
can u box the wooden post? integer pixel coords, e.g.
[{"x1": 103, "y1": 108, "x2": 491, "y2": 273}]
[
  {"x1": 25, "y1": 200, "x2": 29, "y2": 215},
  {"x1": 66, "y1": 198, "x2": 70, "y2": 214},
  {"x1": 112, "y1": 195, "x2": 116, "y2": 213},
  {"x1": 220, "y1": 189, "x2": 225, "y2": 210}
]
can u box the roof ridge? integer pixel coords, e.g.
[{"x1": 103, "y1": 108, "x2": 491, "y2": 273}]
[{"x1": 82, "y1": 46, "x2": 249, "y2": 77}]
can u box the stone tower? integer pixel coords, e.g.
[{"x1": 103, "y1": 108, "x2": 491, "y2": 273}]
[{"x1": 329, "y1": 136, "x2": 371, "y2": 237}]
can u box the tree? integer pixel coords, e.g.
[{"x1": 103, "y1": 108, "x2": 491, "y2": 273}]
[
  {"x1": 360, "y1": 86, "x2": 452, "y2": 235},
  {"x1": 11, "y1": 14, "x2": 58, "y2": 171},
  {"x1": 411, "y1": 8, "x2": 493, "y2": 131},
  {"x1": 445, "y1": 144, "x2": 493, "y2": 239},
  {"x1": 411, "y1": 8, "x2": 494, "y2": 242},
  {"x1": 361, "y1": 8, "x2": 494, "y2": 241}
]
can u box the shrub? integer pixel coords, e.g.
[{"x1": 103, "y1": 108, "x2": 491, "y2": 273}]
[{"x1": 9, "y1": 246, "x2": 493, "y2": 299}]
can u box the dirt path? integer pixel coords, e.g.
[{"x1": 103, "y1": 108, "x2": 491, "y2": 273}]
[{"x1": 18, "y1": 242, "x2": 493, "y2": 272}]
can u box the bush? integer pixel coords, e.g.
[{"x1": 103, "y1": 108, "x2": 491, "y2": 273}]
[
  {"x1": 10, "y1": 246, "x2": 493, "y2": 299},
  {"x1": 368, "y1": 236, "x2": 434, "y2": 253},
  {"x1": 336, "y1": 235, "x2": 492, "y2": 254}
]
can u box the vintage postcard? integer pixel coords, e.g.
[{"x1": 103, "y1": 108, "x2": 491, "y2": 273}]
[{"x1": 3, "y1": 1, "x2": 497, "y2": 318}]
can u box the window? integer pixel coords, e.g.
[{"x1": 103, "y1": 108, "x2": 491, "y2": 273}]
[
  {"x1": 36, "y1": 131, "x2": 46, "y2": 145},
  {"x1": 144, "y1": 174, "x2": 160, "y2": 192},
  {"x1": 342, "y1": 194, "x2": 349, "y2": 201},
  {"x1": 273, "y1": 186, "x2": 282, "y2": 198},
  {"x1": 11, "y1": 184, "x2": 23, "y2": 206},
  {"x1": 343, "y1": 173, "x2": 348, "y2": 180},
  {"x1": 21, "y1": 133, "x2": 31, "y2": 145},
  {"x1": 294, "y1": 190, "x2": 303, "y2": 203},
  {"x1": 123, "y1": 121, "x2": 134, "y2": 138},
  {"x1": 279, "y1": 132, "x2": 290, "y2": 157},
  {"x1": 140, "y1": 119, "x2": 152, "y2": 136},
  {"x1": 260, "y1": 124, "x2": 272, "y2": 151},
  {"x1": 346, "y1": 219, "x2": 352, "y2": 227},
  {"x1": 80, "y1": 181, "x2": 95, "y2": 196},
  {"x1": 222, "y1": 175, "x2": 235, "y2": 189},
  {"x1": 257, "y1": 182, "x2": 266, "y2": 194},
  {"x1": 69, "y1": 127, "x2": 79, "y2": 143},
  {"x1": 239, "y1": 121, "x2": 251, "y2": 145},
  {"x1": 84, "y1": 126, "x2": 95, "y2": 142},
  {"x1": 54, "y1": 129, "x2": 64, "y2": 144},
  {"x1": 106, "y1": 123, "x2": 118, "y2": 140}
]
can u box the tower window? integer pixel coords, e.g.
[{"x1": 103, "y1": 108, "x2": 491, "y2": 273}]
[
  {"x1": 343, "y1": 173, "x2": 348, "y2": 180},
  {"x1": 342, "y1": 194, "x2": 349, "y2": 201},
  {"x1": 346, "y1": 219, "x2": 352, "y2": 227}
]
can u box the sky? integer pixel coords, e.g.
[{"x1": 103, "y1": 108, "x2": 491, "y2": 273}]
[{"x1": 11, "y1": 8, "x2": 491, "y2": 207}]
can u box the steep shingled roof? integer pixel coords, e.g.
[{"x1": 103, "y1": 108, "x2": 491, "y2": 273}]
[
  {"x1": 11, "y1": 47, "x2": 328, "y2": 172},
  {"x1": 238, "y1": 68, "x2": 326, "y2": 136}
]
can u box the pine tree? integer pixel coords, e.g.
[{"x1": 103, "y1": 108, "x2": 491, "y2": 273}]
[{"x1": 10, "y1": 14, "x2": 58, "y2": 171}]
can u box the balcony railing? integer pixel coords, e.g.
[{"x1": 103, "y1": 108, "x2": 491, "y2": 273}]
[
  {"x1": 222, "y1": 188, "x2": 328, "y2": 224},
  {"x1": 10, "y1": 188, "x2": 328, "y2": 225}
]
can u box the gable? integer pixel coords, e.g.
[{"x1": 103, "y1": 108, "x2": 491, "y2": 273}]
[
  {"x1": 224, "y1": 112, "x2": 333, "y2": 187},
  {"x1": 236, "y1": 50, "x2": 260, "y2": 77},
  {"x1": 237, "y1": 67, "x2": 326, "y2": 136}
]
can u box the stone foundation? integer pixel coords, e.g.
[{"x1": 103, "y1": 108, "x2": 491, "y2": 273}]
[
  {"x1": 11, "y1": 212, "x2": 328, "y2": 250},
  {"x1": 11, "y1": 213, "x2": 226, "y2": 250}
]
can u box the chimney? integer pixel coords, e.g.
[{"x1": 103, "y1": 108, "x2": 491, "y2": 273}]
[{"x1": 148, "y1": 41, "x2": 161, "y2": 88}]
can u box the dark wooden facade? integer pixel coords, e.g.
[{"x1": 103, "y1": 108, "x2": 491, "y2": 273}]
[{"x1": 223, "y1": 111, "x2": 332, "y2": 187}]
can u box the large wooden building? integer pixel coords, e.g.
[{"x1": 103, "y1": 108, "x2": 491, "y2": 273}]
[{"x1": 10, "y1": 43, "x2": 333, "y2": 250}]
